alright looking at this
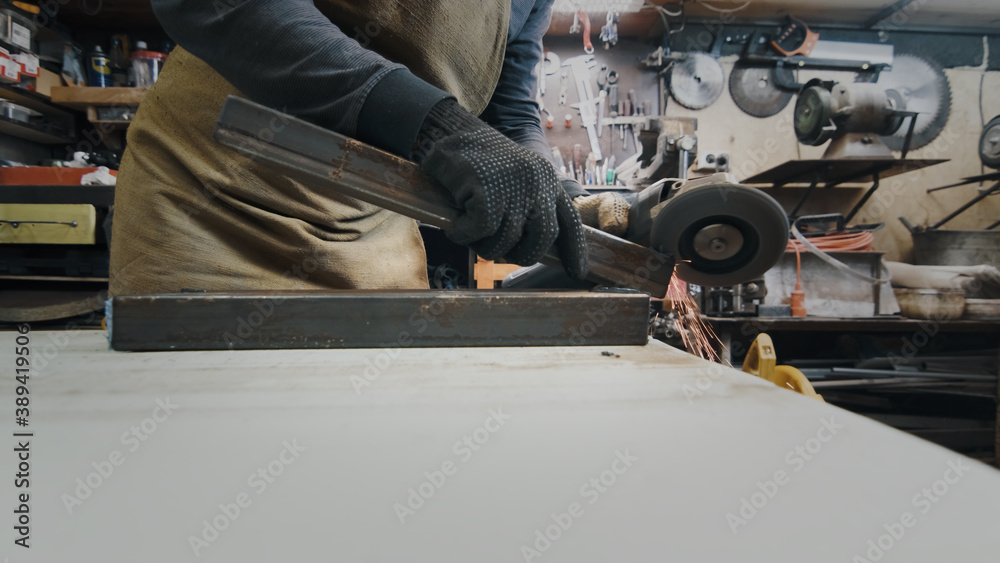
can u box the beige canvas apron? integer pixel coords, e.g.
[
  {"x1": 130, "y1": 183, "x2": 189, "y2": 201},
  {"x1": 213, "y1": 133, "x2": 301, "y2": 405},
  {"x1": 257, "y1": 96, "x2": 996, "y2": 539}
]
[{"x1": 109, "y1": 0, "x2": 511, "y2": 295}]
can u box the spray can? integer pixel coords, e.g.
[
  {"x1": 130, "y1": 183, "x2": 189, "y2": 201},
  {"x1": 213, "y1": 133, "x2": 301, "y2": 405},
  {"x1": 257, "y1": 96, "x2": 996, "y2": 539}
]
[{"x1": 88, "y1": 46, "x2": 112, "y2": 87}]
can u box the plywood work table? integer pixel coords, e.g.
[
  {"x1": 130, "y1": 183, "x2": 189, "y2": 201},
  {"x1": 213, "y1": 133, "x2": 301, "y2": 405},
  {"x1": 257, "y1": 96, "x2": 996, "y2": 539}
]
[{"x1": 3, "y1": 330, "x2": 1000, "y2": 561}]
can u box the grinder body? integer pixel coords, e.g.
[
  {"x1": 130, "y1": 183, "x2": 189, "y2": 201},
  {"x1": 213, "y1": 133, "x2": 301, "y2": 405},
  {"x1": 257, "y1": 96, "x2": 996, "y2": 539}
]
[{"x1": 628, "y1": 173, "x2": 790, "y2": 288}]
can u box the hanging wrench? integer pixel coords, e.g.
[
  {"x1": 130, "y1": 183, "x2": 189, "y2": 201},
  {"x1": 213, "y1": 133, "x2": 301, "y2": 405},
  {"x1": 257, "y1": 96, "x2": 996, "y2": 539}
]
[
  {"x1": 569, "y1": 10, "x2": 593, "y2": 54},
  {"x1": 538, "y1": 51, "x2": 560, "y2": 97}
]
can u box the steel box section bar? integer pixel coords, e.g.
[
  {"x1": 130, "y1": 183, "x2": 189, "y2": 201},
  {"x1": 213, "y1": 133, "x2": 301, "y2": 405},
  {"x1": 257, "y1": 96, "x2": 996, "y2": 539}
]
[
  {"x1": 212, "y1": 96, "x2": 674, "y2": 298},
  {"x1": 108, "y1": 291, "x2": 651, "y2": 351}
]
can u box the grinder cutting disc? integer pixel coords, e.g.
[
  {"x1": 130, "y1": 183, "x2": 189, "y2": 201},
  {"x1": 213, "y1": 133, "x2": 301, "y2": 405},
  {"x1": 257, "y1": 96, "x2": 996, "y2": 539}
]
[
  {"x1": 669, "y1": 53, "x2": 725, "y2": 110},
  {"x1": 651, "y1": 184, "x2": 789, "y2": 287},
  {"x1": 729, "y1": 62, "x2": 796, "y2": 118}
]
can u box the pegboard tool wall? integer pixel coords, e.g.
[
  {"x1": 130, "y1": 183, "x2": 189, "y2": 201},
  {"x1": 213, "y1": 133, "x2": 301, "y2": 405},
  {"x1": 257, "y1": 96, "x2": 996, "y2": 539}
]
[
  {"x1": 538, "y1": 36, "x2": 662, "y2": 177},
  {"x1": 540, "y1": 24, "x2": 1000, "y2": 262}
]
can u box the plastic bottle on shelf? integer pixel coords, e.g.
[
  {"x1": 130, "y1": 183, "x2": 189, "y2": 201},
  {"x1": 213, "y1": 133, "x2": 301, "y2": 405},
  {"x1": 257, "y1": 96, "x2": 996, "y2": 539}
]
[
  {"x1": 88, "y1": 46, "x2": 112, "y2": 88},
  {"x1": 109, "y1": 35, "x2": 131, "y2": 87},
  {"x1": 131, "y1": 41, "x2": 168, "y2": 88}
]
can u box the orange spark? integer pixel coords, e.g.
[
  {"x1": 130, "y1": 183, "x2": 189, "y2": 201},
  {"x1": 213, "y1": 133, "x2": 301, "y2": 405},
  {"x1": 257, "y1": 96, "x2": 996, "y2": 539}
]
[{"x1": 664, "y1": 270, "x2": 729, "y2": 366}]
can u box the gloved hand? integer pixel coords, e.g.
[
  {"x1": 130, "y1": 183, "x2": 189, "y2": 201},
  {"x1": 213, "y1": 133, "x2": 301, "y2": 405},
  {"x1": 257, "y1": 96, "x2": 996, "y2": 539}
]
[
  {"x1": 573, "y1": 192, "x2": 630, "y2": 238},
  {"x1": 414, "y1": 99, "x2": 588, "y2": 279}
]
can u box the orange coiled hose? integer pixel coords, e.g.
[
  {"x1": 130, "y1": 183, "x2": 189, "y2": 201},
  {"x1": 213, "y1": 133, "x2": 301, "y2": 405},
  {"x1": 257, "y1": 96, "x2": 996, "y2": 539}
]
[{"x1": 787, "y1": 230, "x2": 875, "y2": 252}]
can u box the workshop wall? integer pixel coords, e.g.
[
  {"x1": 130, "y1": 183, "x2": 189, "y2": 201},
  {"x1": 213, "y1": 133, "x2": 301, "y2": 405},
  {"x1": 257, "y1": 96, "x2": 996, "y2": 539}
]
[
  {"x1": 666, "y1": 60, "x2": 1000, "y2": 263},
  {"x1": 543, "y1": 32, "x2": 1000, "y2": 263},
  {"x1": 539, "y1": 37, "x2": 662, "y2": 180}
]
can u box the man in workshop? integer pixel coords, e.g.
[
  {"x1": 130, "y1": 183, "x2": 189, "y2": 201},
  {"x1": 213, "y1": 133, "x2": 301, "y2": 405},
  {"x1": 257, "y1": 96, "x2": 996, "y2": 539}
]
[{"x1": 108, "y1": 0, "x2": 627, "y2": 295}]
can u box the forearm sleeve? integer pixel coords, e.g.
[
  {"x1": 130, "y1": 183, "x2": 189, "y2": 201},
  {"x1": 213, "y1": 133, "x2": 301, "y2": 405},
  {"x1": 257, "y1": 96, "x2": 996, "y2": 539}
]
[{"x1": 151, "y1": 0, "x2": 450, "y2": 157}]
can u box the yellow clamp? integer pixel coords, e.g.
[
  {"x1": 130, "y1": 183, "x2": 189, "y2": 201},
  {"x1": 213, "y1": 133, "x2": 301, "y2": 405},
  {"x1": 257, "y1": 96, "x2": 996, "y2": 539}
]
[{"x1": 742, "y1": 333, "x2": 824, "y2": 402}]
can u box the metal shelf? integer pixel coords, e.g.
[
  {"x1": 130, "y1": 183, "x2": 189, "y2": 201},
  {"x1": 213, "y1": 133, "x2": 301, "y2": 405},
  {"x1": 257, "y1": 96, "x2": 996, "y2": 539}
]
[
  {"x1": 0, "y1": 117, "x2": 74, "y2": 144},
  {"x1": 0, "y1": 274, "x2": 109, "y2": 282},
  {"x1": 0, "y1": 184, "x2": 115, "y2": 206},
  {"x1": 49, "y1": 86, "x2": 147, "y2": 109},
  {"x1": 0, "y1": 83, "x2": 75, "y2": 119},
  {"x1": 743, "y1": 158, "x2": 949, "y2": 188}
]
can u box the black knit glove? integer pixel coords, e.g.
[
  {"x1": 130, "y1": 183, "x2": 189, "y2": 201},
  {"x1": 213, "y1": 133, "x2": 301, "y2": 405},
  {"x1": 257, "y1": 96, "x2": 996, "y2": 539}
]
[{"x1": 413, "y1": 99, "x2": 588, "y2": 279}]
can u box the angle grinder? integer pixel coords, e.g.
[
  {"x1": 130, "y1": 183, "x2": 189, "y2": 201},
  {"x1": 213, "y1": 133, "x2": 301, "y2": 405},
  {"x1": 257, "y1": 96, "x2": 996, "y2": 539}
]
[
  {"x1": 505, "y1": 174, "x2": 789, "y2": 290},
  {"x1": 628, "y1": 173, "x2": 789, "y2": 287}
]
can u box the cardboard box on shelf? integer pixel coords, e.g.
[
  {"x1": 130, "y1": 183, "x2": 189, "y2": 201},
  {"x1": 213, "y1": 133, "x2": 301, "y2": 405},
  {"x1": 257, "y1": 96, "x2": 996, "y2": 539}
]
[
  {"x1": 0, "y1": 56, "x2": 19, "y2": 83},
  {"x1": 35, "y1": 67, "x2": 60, "y2": 98}
]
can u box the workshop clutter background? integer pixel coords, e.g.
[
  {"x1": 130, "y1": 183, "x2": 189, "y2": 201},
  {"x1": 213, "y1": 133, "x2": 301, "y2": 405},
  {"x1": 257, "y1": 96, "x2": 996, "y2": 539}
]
[
  {"x1": 669, "y1": 55, "x2": 1000, "y2": 262},
  {"x1": 541, "y1": 4, "x2": 1000, "y2": 464},
  {"x1": 542, "y1": 11, "x2": 1000, "y2": 261},
  {"x1": 0, "y1": 1, "x2": 171, "y2": 321}
]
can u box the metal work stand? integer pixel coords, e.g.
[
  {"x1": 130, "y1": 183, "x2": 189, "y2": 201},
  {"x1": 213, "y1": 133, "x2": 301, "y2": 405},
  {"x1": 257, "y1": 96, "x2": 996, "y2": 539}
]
[
  {"x1": 920, "y1": 172, "x2": 1000, "y2": 231},
  {"x1": 743, "y1": 158, "x2": 948, "y2": 221}
]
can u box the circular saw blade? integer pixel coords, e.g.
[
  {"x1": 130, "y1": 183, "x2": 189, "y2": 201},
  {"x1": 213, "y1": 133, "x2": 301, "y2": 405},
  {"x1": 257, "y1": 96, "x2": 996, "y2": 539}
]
[
  {"x1": 652, "y1": 184, "x2": 789, "y2": 287},
  {"x1": 980, "y1": 115, "x2": 1000, "y2": 169},
  {"x1": 876, "y1": 53, "x2": 951, "y2": 151},
  {"x1": 729, "y1": 63, "x2": 795, "y2": 118},
  {"x1": 669, "y1": 53, "x2": 725, "y2": 110}
]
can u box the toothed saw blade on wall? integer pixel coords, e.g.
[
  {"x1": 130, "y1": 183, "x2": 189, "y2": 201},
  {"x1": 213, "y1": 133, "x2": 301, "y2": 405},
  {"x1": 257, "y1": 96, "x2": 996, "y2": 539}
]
[
  {"x1": 669, "y1": 53, "x2": 725, "y2": 110},
  {"x1": 876, "y1": 53, "x2": 951, "y2": 151},
  {"x1": 729, "y1": 62, "x2": 796, "y2": 118}
]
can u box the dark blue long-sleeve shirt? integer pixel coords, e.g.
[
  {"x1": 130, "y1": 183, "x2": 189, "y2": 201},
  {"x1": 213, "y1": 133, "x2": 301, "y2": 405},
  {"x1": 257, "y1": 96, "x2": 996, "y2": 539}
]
[{"x1": 150, "y1": 0, "x2": 555, "y2": 164}]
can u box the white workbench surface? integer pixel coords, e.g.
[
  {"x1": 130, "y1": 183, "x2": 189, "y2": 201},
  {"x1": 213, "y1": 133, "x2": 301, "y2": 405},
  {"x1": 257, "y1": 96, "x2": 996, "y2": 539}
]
[{"x1": 3, "y1": 330, "x2": 1000, "y2": 562}]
